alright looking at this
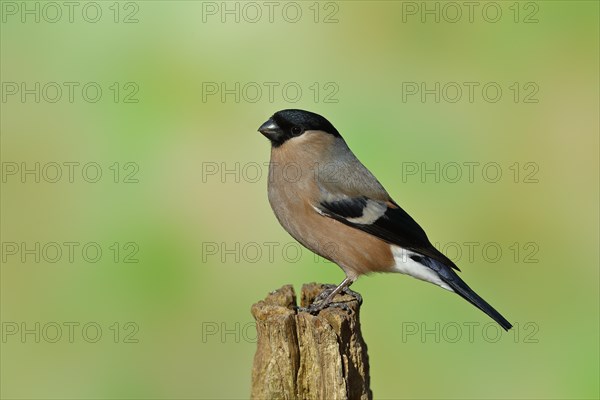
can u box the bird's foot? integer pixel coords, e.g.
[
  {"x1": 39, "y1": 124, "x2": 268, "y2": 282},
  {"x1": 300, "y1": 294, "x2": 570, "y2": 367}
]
[
  {"x1": 341, "y1": 286, "x2": 363, "y2": 305},
  {"x1": 299, "y1": 299, "x2": 351, "y2": 315},
  {"x1": 298, "y1": 283, "x2": 362, "y2": 314},
  {"x1": 312, "y1": 284, "x2": 363, "y2": 305}
]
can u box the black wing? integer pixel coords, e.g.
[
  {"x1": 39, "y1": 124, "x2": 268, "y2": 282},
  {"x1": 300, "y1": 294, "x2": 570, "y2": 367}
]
[{"x1": 318, "y1": 196, "x2": 460, "y2": 271}]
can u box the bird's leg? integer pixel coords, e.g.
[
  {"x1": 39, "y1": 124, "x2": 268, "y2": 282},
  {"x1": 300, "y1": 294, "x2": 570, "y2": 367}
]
[
  {"x1": 305, "y1": 277, "x2": 361, "y2": 314},
  {"x1": 320, "y1": 276, "x2": 354, "y2": 304},
  {"x1": 312, "y1": 283, "x2": 339, "y2": 304}
]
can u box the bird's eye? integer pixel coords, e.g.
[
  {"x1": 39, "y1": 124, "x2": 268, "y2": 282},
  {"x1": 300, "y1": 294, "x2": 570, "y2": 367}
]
[{"x1": 291, "y1": 126, "x2": 303, "y2": 136}]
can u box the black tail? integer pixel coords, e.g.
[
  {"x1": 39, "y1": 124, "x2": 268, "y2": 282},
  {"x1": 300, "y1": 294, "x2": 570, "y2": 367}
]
[
  {"x1": 445, "y1": 274, "x2": 513, "y2": 331},
  {"x1": 423, "y1": 257, "x2": 513, "y2": 331}
]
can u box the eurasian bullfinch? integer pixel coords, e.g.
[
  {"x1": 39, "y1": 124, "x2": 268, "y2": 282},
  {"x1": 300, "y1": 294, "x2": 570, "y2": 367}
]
[{"x1": 258, "y1": 109, "x2": 512, "y2": 331}]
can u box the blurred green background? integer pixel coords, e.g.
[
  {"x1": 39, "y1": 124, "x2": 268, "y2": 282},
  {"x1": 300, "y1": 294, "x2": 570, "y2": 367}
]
[{"x1": 1, "y1": 1, "x2": 598, "y2": 399}]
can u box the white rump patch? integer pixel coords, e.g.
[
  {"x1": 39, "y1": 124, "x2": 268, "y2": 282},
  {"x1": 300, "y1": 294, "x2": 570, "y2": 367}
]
[{"x1": 391, "y1": 246, "x2": 454, "y2": 292}]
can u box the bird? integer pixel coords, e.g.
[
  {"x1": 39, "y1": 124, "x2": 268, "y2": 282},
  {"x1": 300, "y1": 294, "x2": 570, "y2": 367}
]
[{"x1": 257, "y1": 109, "x2": 512, "y2": 331}]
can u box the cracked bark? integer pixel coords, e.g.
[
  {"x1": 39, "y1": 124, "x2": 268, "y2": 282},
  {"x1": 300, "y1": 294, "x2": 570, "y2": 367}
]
[{"x1": 250, "y1": 283, "x2": 372, "y2": 400}]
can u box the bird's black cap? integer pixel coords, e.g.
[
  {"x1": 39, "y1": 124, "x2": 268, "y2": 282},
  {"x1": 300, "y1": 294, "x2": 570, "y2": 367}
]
[{"x1": 258, "y1": 109, "x2": 340, "y2": 147}]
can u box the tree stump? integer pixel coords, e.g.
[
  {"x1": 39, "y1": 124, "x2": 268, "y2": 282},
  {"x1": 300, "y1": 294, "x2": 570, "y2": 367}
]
[{"x1": 250, "y1": 283, "x2": 372, "y2": 400}]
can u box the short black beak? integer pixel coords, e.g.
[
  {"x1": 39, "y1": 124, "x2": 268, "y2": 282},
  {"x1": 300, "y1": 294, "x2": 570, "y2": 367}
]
[{"x1": 258, "y1": 118, "x2": 282, "y2": 140}]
